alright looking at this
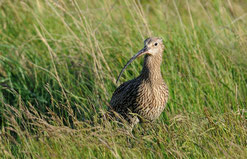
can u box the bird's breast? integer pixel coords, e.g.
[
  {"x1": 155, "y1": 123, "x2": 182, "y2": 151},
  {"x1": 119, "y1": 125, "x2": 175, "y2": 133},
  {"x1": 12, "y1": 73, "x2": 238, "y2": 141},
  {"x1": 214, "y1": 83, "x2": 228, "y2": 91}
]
[{"x1": 134, "y1": 82, "x2": 169, "y2": 121}]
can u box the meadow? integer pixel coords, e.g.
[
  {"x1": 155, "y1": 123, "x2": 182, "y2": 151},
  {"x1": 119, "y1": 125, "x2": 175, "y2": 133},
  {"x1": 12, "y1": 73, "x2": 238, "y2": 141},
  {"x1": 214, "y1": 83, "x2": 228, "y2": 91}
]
[{"x1": 0, "y1": 0, "x2": 247, "y2": 158}]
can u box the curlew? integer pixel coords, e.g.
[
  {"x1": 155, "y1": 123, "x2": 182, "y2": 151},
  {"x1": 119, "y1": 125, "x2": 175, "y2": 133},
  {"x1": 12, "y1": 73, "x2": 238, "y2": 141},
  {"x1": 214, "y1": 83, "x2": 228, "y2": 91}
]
[{"x1": 109, "y1": 37, "x2": 169, "y2": 128}]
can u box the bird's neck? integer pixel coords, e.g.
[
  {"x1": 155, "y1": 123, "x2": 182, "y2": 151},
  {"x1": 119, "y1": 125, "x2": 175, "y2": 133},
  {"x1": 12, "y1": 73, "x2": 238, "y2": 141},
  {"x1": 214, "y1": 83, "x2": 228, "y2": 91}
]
[{"x1": 140, "y1": 54, "x2": 163, "y2": 83}]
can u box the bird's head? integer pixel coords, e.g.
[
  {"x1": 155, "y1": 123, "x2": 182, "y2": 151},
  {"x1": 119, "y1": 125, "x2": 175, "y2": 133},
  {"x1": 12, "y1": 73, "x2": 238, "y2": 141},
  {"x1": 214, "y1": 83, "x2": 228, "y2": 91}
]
[
  {"x1": 116, "y1": 37, "x2": 164, "y2": 83},
  {"x1": 143, "y1": 37, "x2": 164, "y2": 56}
]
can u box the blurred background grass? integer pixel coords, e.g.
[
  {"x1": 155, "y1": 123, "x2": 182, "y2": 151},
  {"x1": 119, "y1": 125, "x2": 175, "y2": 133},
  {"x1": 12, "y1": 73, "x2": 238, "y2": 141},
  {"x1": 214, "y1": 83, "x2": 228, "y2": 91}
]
[{"x1": 0, "y1": 0, "x2": 247, "y2": 158}]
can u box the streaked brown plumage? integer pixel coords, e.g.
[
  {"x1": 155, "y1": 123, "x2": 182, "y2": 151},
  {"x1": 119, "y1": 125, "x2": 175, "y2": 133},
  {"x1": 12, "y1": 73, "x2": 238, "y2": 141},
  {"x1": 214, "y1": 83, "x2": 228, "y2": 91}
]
[{"x1": 110, "y1": 37, "x2": 169, "y2": 127}]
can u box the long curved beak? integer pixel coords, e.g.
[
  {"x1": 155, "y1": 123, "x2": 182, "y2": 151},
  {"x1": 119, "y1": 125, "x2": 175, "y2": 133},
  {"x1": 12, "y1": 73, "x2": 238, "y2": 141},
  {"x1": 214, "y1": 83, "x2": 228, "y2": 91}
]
[{"x1": 116, "y1": 46, "x2": 149, "y2": 83}]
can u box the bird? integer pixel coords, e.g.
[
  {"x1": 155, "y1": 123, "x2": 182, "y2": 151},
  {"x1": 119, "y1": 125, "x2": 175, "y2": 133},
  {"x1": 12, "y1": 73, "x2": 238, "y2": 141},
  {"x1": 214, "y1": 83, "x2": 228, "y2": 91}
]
[{"x1": 109, "y1": 37, "x2": 169, "y2": 128}]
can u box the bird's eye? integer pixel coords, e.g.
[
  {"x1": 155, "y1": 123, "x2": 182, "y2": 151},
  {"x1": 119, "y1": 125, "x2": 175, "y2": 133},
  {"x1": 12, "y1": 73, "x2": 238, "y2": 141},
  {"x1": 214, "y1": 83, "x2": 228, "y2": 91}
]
[{"x1": 154, "y1": 43, "x2": 158, "y2": 46}]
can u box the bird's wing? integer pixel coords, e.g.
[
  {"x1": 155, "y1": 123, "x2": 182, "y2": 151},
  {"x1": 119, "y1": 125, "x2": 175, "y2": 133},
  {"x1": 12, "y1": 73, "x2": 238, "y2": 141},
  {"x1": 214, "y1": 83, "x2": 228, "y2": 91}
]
[{"x1": 109, "y1": 79, "x2": 138, "y2": 111}]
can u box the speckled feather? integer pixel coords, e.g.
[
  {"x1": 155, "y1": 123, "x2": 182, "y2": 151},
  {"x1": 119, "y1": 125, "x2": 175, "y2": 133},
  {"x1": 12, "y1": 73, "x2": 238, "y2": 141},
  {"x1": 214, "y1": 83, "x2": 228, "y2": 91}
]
[{"x1": 110, "y1": 37, "x2": 169, "y2": 127}]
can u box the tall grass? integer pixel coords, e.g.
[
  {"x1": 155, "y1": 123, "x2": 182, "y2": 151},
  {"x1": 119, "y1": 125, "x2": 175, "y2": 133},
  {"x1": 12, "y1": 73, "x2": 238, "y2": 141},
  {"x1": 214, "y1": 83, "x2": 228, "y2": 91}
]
[{"x1": 0, "y1": 0, "x2": 247, "y2": 158}]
